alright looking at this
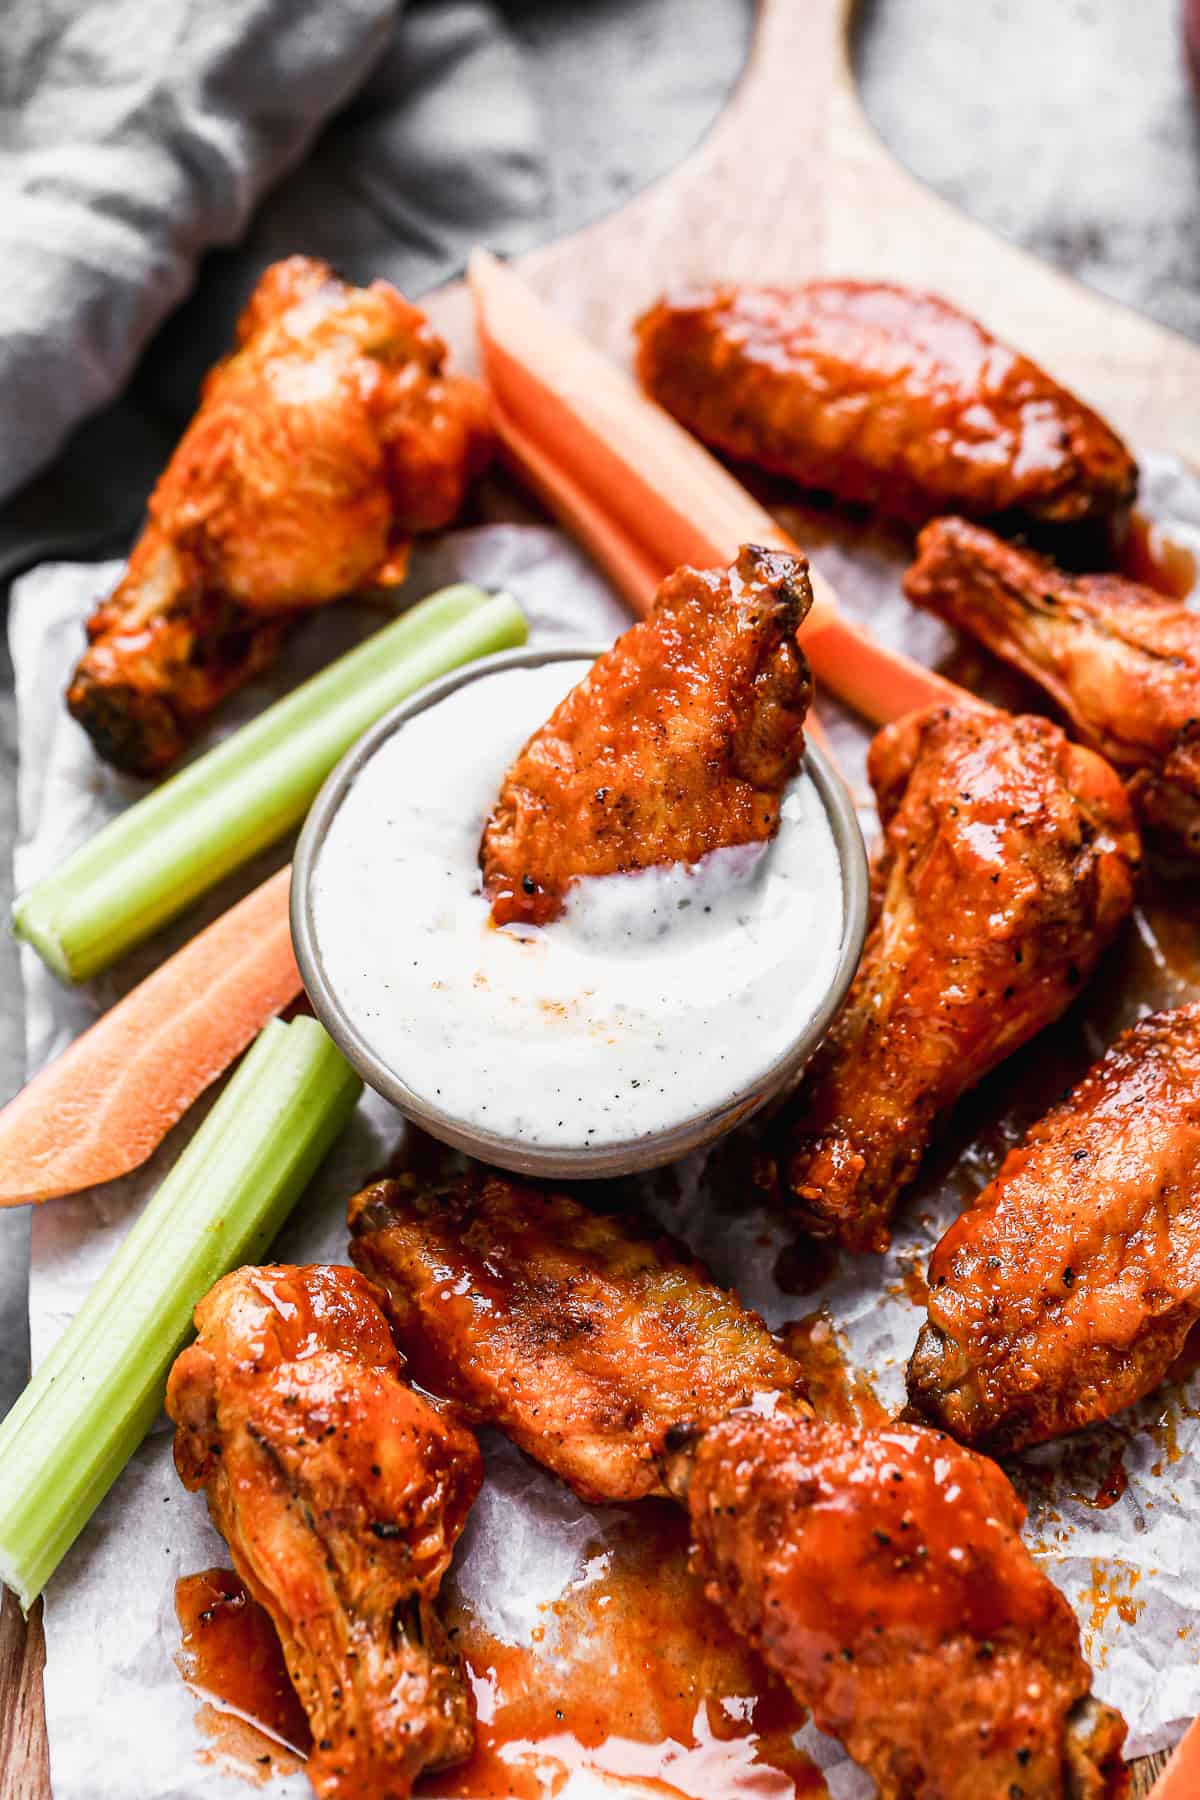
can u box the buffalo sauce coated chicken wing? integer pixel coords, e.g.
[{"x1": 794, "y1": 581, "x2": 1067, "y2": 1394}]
[
  {"x1": 350, "y1": 1166, "x2": 1126, "y2": 1799},
  {"x1": 690, "y1": 1410, "x2": 1128, "y2": 1800},
  {"x1": 480, "y1": 543, "x2": 813, "y2": 926},
  {"x1": 165, "y1": 1264, "x2": 482, "y2": 1799},
  {"x1": 908, "y1": 1003, "x2": 1200, "y2": 1453},
  {"x1": 905, "y1": 516, "x2": 1200, "y2": 861},
  {"x1": 69, "y1": 256, "x2": 492, "y2": 774},
  {"x1": 348, "y1": 1169, "x2": 806, "y2": 1503},
  {"x1": 775, "y1": 705, "x2": 1139, "y2": 1252},
  {"x1": 636, "y1": 282, "x2": 1136, "y2": 537}
]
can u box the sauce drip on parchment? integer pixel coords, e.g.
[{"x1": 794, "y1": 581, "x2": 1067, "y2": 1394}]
[
  {"x1": 175, "y1": 1508, "x2": 826, "y2": 1797},
  {"x1": 1121, "y1": 512, "x2": 1197, "y2": 600},
  {"x1": 175, "y1": 1568, "x2": 309, "y2": 1781},
  {"x1": 778, "y1": 1312, "x2": 887, "y2": 1428},
  {"x1": 429, "y1": 1503, "x2": 821, "y2": 1798}
]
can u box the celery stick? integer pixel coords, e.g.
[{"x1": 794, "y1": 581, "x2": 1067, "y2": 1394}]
[
  {"x1": 15, "y1": 584, "x2": 526, "y2": 982},
  {"x1": 0, "y1": 1015, "x2": 361, "y2": 1610}
]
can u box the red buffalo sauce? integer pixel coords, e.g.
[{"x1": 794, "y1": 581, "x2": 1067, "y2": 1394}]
[
  {"x1": 429, "y1": 1503, "x2": 822, "y2": 1798},
  {"x1": 175, "y1": 1568, "x2": 310, "y2": 1780},
  {"x1": 778, "y1": 1312, "x2": 886, "y2": 1428},
  {"x1": 1121, "y1": 512, "x2": 1197, "y2": 600},
  {"x1": 175, "y1": 1509, "x2": 826, "y2": 1797}
]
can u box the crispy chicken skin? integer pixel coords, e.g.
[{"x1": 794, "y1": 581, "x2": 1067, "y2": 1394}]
[
  {"x1": 69, "y1": 256, "x2": 492, "y2": 775},
  {"x1": 905, "y1": 516, "x2": 1200, "y2": 860},
  {"x1": 908, "y1": 1003, "x2": 1200, "y2": 1454},
  {"x1": 352, "y1": 1168, "x2": 1126, "y2": 1799},
  {"x1": 690, "y1": 1411, "x2": 1128, "y2": 1800},
  {"x1": 479, "y1": 543, "x2": 813, "y2": 926},
  {"x1": 166, "y1": 1264, "x2": 481, "y2": 1799},
  {"x1": 348, "y1": 1168, "x2": 807, "y2": 1505},
  {"x1": 775, "y1": 705, "x2": 1139, "y2": 1252},
  {"x1": 635, "y1": 282, "x2": 1137, "y2": 536}
]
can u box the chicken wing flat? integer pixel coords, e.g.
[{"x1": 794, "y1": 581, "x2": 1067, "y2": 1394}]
[
  {"x1": 775, "y1": 704, "x2": 1139, "y2": 1252},
  {"x1": 480, "y1": 543, "x2": 813, "y2": 925},
  {"x1": 908, "y1": 1003, "x2": 1200, "y2": 1454},
  {"x1": 69, "y1": 256, "x2": 492, "y2": 775},
  {"x1": 166, "y1": 1263, "x2": 481, "y2": 1799},
  {"x1": 348, "y1": 1168, "x2": 807, "y2": 1504},
  {"x1": 905, "y1": 515, "x2": 1200, "y2": 861},
  {"x1": 351, "y1": 1167, "x2": 1126, "y2": 1799},
  {"x1": 690, "y1": 1410, "x2": 1127, "y2": 1800},
  {"x1": 635, "y1": 282, "x2": 1137, "y2": 537}
]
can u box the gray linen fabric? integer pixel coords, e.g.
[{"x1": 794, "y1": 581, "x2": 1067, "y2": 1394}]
[{"x1": 0, "y1": 0, "x2": 401, "y2": 503}]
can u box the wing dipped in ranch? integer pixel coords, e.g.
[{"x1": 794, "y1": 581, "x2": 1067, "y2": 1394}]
[
  {"x1": 68, "y1": 256, "x2": 492, "y2": 775},
  {"x1": 349, "y1": 1167, "x2": 1128, "y2": 1800},
  {"x1": 480, "y1": 543, "x2": 814, "y2": 925},
  {"x1": 166, "y1": 1264, "x2": 481, "y2": 1800}
]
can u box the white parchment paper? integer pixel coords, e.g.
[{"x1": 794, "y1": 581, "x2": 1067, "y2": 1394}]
[{"x1": 9, "y1": 477, "x2": 1200, "y2": 1798}]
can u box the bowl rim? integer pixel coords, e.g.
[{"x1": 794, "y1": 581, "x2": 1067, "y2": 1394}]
[{"x1": 291, "y1": 640, "x2": 869, "y2": 1179}]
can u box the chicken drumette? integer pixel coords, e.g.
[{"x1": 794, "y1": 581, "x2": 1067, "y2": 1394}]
[
  {"x1": 771, "y1": 704, "x2": 1138, "y2": 1252},
  {"x1": 480, "y1": 543, "x2": 813, "y2": 926},
  {"x1": 350, "y1": 1169, "x2": 1127, "y2": 1800},
  {"x1": 166, "y1": 1263, "x2": 481, "y2": 1799},
  {"x1": 904, "y1": 515, "x2": 1200, "y2": 861},
  {"x1": 908, "y1": 1002, "x2": 1200, "y2": 1454},
  {"x1": 636, "y1": 282, "x2": 1136, "y2": 538},
  {"x1": 69, "y1": 256, "x2": 492, "y2": 775}
]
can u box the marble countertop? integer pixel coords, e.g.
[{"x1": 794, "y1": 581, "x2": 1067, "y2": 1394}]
[{"x1": 0, "y1": 0, "x2": 1197, "y2": 1418}]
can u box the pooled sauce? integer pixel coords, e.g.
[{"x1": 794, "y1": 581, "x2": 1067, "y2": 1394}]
[
  {"x1": 174, "y1": 1515, "x2": 826, "y2": 1800},
  {"x1": 1121, "y1": 512, "x2": 1197, "y2": 600},
  {"x1": 778, "y1": 1312, "x2": 887, "y2": 1427},
  {"x1": 427, "y1": 1503, "x2": 823, "y2": 1799},
  {"x1": 312, "y1": 660, "x2": 845, "y2": 1153},
  {"x1": 175, "y1": 1568, "x2": 310, "y2": 1772}
]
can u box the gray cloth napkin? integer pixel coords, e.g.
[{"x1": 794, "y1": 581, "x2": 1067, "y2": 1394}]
[
  {"x1": 0, "y1": 0, "x2": 548, "y2": 561},
  {"x1": 0, "y1": 0, "x2": 753, "y2": 580},
  {"x1": 0, "y1": 0, "x2": 398, "y2": 503}
]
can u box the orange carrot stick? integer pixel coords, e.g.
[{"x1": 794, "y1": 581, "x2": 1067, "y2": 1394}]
[
  {"x1": 0, "y1": 866, "x2": 300, "y2": 1205},
  {"x1": 471, "y1": 249, "x2": 979, "y2": 727},
  {"x1": 1150, "y1": 1721, "x2": 1200, "y2": 1798},
  {"x1": 494, "y1": 398, "x2": 841, "y2": 759},
  {"x1": 494, "y1": 401, "x2": 661, "y2": 618}
]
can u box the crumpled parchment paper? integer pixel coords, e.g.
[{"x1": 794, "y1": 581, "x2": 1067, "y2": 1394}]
[{"x1": 9, "y1": 469, "x2": 1200, "y2": 1797}]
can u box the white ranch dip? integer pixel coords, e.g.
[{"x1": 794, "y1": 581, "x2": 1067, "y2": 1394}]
[{"x1": 310, "y1": 658, "x2": 845, "y2": 1153}]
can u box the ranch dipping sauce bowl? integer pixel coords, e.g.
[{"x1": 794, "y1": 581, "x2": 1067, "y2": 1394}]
[{"x1": 292, "y1": 643, "x2": 868, "y2": 1180}]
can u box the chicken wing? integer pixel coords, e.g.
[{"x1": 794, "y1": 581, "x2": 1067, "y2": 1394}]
[
  {"x1": 348, "y1": 1169, "x2": 806, "y2": 1504},
  {"x1": 773, "y1": 704, "x2": 1139, "y2": 1252},
  {"x1": 350, "y1": 1167, "x2": 1126, "y2": 1799},
  {"x1": 904, "y1": 515, "x2": 1200, "y2": 861},
  {"x1": 690, "y1": 1410, "x2": 1127, "y2": 1800},
  {"x1": 166, "y1": 1263, "x2": 481, "y2": 1799},
  {"x1": 69, "y1": 256, "x2": 492, "y2": 775},
  {"x1": 479, "y1": 543, "x2": 813, "y2": 926},
  {"x1": 635, "y1": 282, "x2": 1136, "y2": 538},
  {"x1": 908, "y1": 1002, "x2": 1200, "y2": 1453}
]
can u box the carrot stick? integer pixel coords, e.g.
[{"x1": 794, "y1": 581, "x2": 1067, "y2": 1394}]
[
  {"x1": 1150, "y1": 1720, "x2": 1200, "y2": 1798},
  {"x1": 0, "y1": 866, "x2": 300, "y2": 1205},
  {"x1": 494, "y1": 398, "x2": 841, "y2": 759},
  {"x1": 471, "y1": 249, "x2": 980, "y2": 728},
  {"x1": 494, "y1": 401, "x2": 661, "y2": 618}
]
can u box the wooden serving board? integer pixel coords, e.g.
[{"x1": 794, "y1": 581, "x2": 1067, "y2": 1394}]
[{"x1": 2, "y1": 0, "x2": 1195, "y2": 1792}]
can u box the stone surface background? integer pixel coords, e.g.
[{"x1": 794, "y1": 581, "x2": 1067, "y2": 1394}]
[{"x1": 0, "y1": 0, "x2": 1197, "y2": 1418}]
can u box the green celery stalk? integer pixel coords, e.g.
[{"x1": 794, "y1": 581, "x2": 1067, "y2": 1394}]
[
  {"x1": 15, "y1": 583, "x2": 526, "y2": 982},
  {"x1": 0, "y1": 1014, "x2": 361, "y2": 1610}
]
